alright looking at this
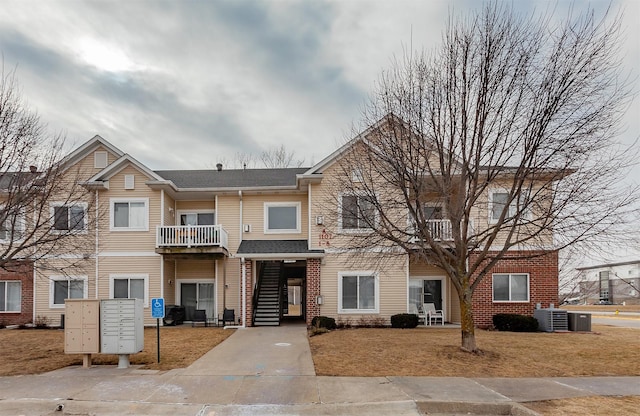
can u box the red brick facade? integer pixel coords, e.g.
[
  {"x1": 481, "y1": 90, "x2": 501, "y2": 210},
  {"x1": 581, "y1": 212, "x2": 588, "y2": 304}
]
[
  {"x1": 470, "y1": 250, "x2": 559, "y2": 328},
  {"x1": 0, "y1": 262, "x2": 34, "y2": 326},
  {"x1": 243, "y1": 259, "x2": 253, "y2": 327},
  {"x1": 305, "y1": 258, "x2": 321, "y2": 325}
]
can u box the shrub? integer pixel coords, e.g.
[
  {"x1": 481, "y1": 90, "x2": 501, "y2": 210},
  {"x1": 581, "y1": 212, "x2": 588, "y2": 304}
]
[
  {"x1": 311, "y1": 316, "x2": 337, "y2": 330},
  {"x1": 492, "y1": 313, "x2": 539, "y2": 332},
  {"x1": 391, "y1": 313, "x2": 419, "y2": 328},
  {"x1": 34, "y1": 315, "x2": 50, "y2": 329}
]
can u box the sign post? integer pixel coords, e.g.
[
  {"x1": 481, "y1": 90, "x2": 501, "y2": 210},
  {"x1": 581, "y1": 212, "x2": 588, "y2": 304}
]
[{"x1": 151, "y1": 298, "x2": 165, "y2": 363}]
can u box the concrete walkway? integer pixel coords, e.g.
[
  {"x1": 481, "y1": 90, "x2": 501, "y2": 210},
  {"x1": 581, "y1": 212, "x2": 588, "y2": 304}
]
[{"x1": 1, "y1": 324, "x2": 639, "y2": 415}]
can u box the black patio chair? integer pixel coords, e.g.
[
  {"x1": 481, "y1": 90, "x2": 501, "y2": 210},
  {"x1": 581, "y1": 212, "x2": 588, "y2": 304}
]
[{"x1": 192, "y1": 309, "x2": 208, "y2": 327}]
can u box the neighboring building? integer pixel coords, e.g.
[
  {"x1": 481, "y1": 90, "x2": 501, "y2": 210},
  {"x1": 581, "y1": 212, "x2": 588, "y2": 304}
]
[
  {"x1": 3, "y1": 121, "x2": 560, "y2": 328},
  {"x1": 576, "y1": 261, "x2": 640, "y2": 305}
]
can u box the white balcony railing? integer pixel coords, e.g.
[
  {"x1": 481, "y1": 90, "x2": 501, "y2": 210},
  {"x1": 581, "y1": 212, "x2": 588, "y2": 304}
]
[
  {"x1": 156, "y1": 225, "x2": 228, "y2": 249},
  {"x1": 426, "y1": 220, "x2": 453, "y2": 241},
  {"x1": 412, "y1": 219, "x2": 474, "y2": 242}
]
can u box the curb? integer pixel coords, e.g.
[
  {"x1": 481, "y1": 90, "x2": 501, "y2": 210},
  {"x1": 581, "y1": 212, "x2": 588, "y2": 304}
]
[{"x1": 417, "y1": 401, "x2": 540, "y2": 416}]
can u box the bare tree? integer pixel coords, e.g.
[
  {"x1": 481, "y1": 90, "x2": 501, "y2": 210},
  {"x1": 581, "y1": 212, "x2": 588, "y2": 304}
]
[
  {"x1": 0, "y1": 66, "x2": 98, "y2": 274},
  {"x1": 260, "y1": 144, "x2": 305, "y2": 168},
  {"x1": 214, "y1": 145, "x2": 306, "y2": 169},
  {"x1": 322, "y1": 4, "x2": 637, "y2": 352}
]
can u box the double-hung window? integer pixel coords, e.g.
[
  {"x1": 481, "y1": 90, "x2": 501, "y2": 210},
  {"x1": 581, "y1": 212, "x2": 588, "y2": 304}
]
[
  {"x1": 50, "y1": 276, "x2": 87, "y2": 308},
  {"x1": 492, "y1": 273, "x2": 529, "y2": 302},
  {"x1": 338, "y1": 272, "x2": 378, "y2": 313},
  {"x1": 0, "y1": 207, "x2": 25, "y2": 242},
  {"x1": 340, "y1": 194, "x2": 376, "y2": 231},
  {"x1": 0, "y1": 281, "x2": 21, "y2": 312},
  {"x1": 264, "y1": 202, "x2": 300, "y2": 234},
  {"x1": 110, "y1": 274, "x2": 148, "y2": 306},
  {"x1": 52, "y1": 204, "x2": 86, "y2": 233},
  {"x1": 110, "y1": 198, "x2": 148, "y2": 231},
  {"x1": 489, "y1": 190, "x2": 530, "y2": 223}
]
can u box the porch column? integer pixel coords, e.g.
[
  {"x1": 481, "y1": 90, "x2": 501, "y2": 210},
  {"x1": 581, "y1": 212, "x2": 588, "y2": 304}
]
[{"x1": 305, "y1": 258, "x2": 321, "y2": 325}]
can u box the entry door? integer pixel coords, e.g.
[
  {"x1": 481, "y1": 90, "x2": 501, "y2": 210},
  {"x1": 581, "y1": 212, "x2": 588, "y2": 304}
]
[
  {"x1": 423, "y1": 280, "x2": 442, "y2": 311},
  {"x1": 181, "y1": 282, "x2": 215, "y2": 321}
]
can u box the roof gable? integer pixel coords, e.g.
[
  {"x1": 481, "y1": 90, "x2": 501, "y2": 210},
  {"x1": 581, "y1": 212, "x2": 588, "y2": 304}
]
[
  {"x1": 61, "y1": 135, "x2": 125, "y2": 170},
  {"x1": 87, "y1": 154, "x2": 167, "y2": 183}
]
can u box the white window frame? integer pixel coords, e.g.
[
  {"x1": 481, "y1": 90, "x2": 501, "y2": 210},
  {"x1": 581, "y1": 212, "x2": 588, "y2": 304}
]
[
  {"x1": 338, "y1": 271, "x2": 379, "y2": 313},
  {"x1": 49, "y1": 276, "x2": 88, "y2": 308},
  {"x1": 492, "y1": 273, "x2": 530, "y2": 303},
  {"x1": 50, "y1": 202, "x2": 88, "y2": 234},
  {"x1": 177, "y1": 210, "x2": 216, "y2": 226},
  {"x1": 488, "y1": 188, "x2": 531, "y2": 224},
  {"x1": 0, "y1": 206, "x2": 26, "y2": 242},
  {"x1": 0, "y1": 280, "x2": 21, "y2": 312},
  {"x1": 94, "y1": 151, "x2": 108, "y2": 169},
  {"x1": 110, "y1": 198, "x2": 149, "y2": 231},
  {"x1": 264, "y1": 202, "x2": 301, "y2": 234},
  {"x1": 338, "y1": 193, "x2": 377, "y2": 232},
  {"x1": 109, "y1": 274, "x2": 149, "y2": 307}
]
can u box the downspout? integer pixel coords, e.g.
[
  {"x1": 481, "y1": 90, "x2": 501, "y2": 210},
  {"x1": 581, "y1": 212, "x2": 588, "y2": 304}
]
[
  {"x1": 95, "y1": 190, "x2": 99, "y2": 299},
  {"x1": 308, "y1": 183, "x2": 312, "y2": 250},
  {"x1": 32, "y1": 199, "x2": 36, "y2": 324},
  {"x1": 159, "y1": 189, "x2": 164, "y2": 303},
  {"x1": 225, "y1": 256, "x2": 246, "y2": 329}
]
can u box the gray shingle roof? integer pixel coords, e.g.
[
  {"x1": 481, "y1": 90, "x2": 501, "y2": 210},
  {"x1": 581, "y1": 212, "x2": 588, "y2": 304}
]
[
  {"x1": 237, "y1": 240, "x2": 324, "y2": 255},
  {"x1": 154, "y1": 168, "x2": 309, "y2": 189}
]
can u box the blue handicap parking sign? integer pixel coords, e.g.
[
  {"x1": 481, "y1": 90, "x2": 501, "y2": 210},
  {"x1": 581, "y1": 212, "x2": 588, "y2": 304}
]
[{"x1": 151, "y1": 298, "x2": 165, "y2": 318}]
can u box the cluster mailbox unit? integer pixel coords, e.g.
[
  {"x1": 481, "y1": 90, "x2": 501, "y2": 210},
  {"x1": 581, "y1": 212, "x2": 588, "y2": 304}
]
[
  {"x1": 64, "y1": 298, "x2": 144, "y2": 368},
  {"x1": 101, "y1": 299, "x2": 144, "y2": 368}
]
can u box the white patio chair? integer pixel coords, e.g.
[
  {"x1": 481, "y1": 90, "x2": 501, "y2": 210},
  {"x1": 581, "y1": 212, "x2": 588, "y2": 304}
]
[
  {"x1": 423, "y1": 303, "x2": 444, "y2": 326},
  {"x1": 409, "y1": 303, "x2": 426, "y2": 325}
]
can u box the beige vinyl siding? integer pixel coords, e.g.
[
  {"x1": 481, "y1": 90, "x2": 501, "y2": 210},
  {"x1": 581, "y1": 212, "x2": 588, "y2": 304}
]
[
  {"x1": 176, "y1": 200, "x2": 215, "y2": 212},
  {"x1": 163, "y1": 259, "x2": 176, "y2": 304},
  {"x1": 175, "y1": 259, "x2": 215, "y2": 279},
  {"x1": 99, "y1": 166, "x2": 161, "y2": 252},
  {"x1": 219, "y1": 258, "x2": 241, "y2": 317},
  {"x1": 240, "y1": 194, "x2": 308, "y2": 240},
  {"x1": 163, "y1": 194, "x2": 175, "y2": 226},
  {"x1": 34, "y1": 259, "x2": 97, "y2": 324},
  {"x1": 318, "y1": 254, "x2": 407, "y2": 323},
  {"x1": 97, "y1": 255, "x2": 162, "y2": 325},
  {"x1": 74, "y1": 145, "x2": 120, "y2": 175},
  {"x1": 216, "y1": 195, "x2": 241, "y2": 255}
]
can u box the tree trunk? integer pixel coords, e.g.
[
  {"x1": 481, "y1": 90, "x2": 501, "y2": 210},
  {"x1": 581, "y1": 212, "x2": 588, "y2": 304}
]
[{"x1": 459, "y1": 286, "x2": 477, "y2": 352}]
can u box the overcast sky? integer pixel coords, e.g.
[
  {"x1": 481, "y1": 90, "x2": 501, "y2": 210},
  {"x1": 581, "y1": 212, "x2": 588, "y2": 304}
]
[{"x1": 0, "y1": 0, "x2": 638, "y2": 172}]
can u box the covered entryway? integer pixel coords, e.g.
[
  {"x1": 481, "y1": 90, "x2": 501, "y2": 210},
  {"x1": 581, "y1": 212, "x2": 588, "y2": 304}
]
[
  {"x1": 410, "y1": 276, "x2": 447, "y2": 321},
  {"x1": 236, "y1": 240, "x2": 324, "y2": 327}
]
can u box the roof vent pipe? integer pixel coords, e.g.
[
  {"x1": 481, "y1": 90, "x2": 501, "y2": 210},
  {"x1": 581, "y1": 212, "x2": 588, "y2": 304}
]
[{"x1": 216, "y1": 163, "x2": 223, "y2": 171}]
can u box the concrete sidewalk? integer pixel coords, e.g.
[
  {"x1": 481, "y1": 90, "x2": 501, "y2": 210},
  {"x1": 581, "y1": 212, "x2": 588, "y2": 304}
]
[{"x1": 1, "y1": 325, "x2": 639, "y2": 415}]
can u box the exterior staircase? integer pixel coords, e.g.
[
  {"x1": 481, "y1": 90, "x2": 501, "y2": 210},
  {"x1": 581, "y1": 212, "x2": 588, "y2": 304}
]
[{"x1": 253, "y1": 262, "x2": 282, "y2": 326}]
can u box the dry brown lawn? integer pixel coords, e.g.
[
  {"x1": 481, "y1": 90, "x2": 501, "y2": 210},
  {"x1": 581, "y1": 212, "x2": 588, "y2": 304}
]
[
  {"x1": 0, "y1": 326, "x2": 233, "y2": 376},
  {"x1": 524, "y1": 396, "x2": 640, "y2": 415},
  {"x1": 309, "y1": 325, "x2": 640, "y2": 377}
]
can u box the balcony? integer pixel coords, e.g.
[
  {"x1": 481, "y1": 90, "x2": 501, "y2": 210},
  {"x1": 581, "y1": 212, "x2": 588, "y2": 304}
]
[
  {"x1": 155, "y1": 225, "x2": 229, "y2": 257},
  {"x1": 411, "y1": 219, "x2": 474, "y2": 243}
]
